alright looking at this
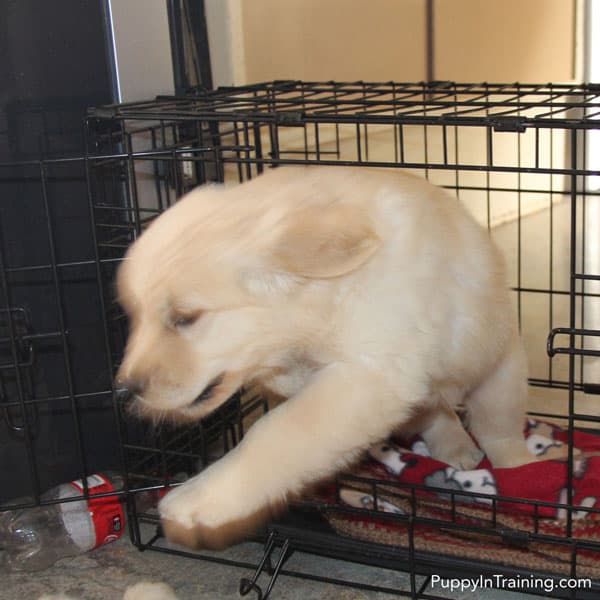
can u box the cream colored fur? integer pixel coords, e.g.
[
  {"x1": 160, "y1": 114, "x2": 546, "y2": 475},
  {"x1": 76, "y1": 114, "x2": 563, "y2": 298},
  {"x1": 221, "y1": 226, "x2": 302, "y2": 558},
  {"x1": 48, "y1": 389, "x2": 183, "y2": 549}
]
[
  {"x1": 116, "y1": 166, "x2": 533, "y2": 542},
  {"x1": 39, "y1": 581, "x2": 179, "y2": 600}
]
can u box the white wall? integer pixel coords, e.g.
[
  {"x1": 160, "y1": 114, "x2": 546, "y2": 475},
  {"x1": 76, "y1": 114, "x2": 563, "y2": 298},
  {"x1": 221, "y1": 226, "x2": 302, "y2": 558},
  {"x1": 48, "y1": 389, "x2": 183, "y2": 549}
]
[
  {"x1": 584, "y1": 0, "x2": 600, "y2": 370},
  {"x1": 205, "y1": 0, "x2": 247, "y2": 87},
  {"x1": 108, "y1": 0, "x2": 174, "y2": 102}
]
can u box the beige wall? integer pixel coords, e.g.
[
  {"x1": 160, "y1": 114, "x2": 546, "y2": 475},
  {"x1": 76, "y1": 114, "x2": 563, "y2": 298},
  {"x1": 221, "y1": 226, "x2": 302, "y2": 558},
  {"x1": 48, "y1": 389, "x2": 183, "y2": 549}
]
[
  {"x1": 241, "y1": 0, "x2": 427, "y2": 82},
  {"x1": 205, "y1": 1, "x2": 576, "y2": 231},
  {"x1": 206, "y1": 0, "x2": 577, "y2": 87},
  {"x1": 435, "y1": 0, "x2": 575, "y2": 82},
  {"x1": 206, "y1": 0, "x2": 427, "y2": 85}
]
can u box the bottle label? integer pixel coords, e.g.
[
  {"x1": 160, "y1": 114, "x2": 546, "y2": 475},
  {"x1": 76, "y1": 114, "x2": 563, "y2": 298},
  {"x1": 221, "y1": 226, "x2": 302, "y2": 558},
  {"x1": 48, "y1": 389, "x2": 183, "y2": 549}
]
[{"x1": 69, "y1": 474, "x2": 125, "y2": 550}]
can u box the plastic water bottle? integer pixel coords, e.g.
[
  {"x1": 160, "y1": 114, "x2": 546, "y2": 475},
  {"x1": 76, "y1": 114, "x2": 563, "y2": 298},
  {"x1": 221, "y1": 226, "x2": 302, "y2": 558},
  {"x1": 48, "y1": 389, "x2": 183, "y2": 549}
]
[{"x1": 0, "y1": 472, "x2": 128, "y2": 571}]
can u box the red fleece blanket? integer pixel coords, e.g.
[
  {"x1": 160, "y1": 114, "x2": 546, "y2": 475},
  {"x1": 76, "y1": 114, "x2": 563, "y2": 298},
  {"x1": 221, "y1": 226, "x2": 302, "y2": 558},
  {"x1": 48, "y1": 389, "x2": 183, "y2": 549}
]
[{"x1": 334, "y1": 419, "x2": 600, "y2": 520}]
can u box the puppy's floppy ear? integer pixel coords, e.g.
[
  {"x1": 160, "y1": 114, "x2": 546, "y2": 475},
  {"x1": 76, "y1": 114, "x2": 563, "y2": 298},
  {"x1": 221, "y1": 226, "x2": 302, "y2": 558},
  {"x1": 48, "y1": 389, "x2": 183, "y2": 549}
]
[{"x1": 272, "y1": 204, "x2": 380, "y2": 279}]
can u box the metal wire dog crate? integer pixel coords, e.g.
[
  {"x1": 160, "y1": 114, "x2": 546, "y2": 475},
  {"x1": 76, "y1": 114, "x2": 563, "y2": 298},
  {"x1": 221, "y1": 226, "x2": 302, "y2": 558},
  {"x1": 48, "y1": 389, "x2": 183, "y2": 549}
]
[{"x1": 2, "y1": 81, "x2": 600, "y2": 598}]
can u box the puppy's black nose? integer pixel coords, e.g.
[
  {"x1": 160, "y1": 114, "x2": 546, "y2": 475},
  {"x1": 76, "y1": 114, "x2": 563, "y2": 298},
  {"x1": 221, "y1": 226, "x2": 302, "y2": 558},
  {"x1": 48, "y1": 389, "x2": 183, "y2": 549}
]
[{"x1": 115, "y1": 379, "x2": 145, "y2": 401}]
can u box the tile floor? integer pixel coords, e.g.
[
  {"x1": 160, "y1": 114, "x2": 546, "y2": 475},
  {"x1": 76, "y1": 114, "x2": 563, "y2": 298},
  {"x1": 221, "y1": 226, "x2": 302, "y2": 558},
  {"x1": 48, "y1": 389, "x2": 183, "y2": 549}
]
[{"x1": 2, "y1": 521, "x2": 550, "y2": 600}]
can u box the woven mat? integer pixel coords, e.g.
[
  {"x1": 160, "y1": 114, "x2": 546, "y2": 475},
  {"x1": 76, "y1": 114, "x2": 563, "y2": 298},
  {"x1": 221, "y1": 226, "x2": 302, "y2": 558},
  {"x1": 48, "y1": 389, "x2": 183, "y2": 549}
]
[{"x1": 325, "y1": 475, "x2": 600, "y2": 578}]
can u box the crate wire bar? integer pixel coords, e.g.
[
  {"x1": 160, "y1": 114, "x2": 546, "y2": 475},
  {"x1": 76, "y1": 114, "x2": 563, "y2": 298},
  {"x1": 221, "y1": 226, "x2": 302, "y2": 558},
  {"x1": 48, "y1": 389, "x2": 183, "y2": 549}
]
[
  {"x1": 0, "y1": 80, "x2": 599, "y2": 599},
  {"x1": 85, "y1": 81, "x2": 600, "y2": 599}
]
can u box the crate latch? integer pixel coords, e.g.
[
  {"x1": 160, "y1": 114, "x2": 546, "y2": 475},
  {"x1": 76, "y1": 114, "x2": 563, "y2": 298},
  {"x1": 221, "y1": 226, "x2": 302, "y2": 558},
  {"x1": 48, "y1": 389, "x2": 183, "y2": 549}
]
[
  {"x1": 491, "y1": 117, "x2": 527, "y2": 133},
  {"x1": 274, "y1": 111, "x2": 305, "y2": 126},
  {"x1": 500, "y1": 528, "x2": 530, "y2": 548}
]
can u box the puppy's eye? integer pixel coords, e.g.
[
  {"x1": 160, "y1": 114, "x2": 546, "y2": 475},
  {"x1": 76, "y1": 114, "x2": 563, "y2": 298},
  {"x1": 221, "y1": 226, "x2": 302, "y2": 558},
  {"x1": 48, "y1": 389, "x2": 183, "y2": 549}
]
[{"x1": 172, "y1": 312, "x2": 201, "y2": 328}]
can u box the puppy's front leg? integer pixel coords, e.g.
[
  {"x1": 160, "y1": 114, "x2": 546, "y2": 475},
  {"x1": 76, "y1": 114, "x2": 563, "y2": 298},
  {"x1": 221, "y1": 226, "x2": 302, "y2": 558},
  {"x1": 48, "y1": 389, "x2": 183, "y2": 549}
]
[{"x1": 159, "y1": 364, "x2": 407, "y2": 549}]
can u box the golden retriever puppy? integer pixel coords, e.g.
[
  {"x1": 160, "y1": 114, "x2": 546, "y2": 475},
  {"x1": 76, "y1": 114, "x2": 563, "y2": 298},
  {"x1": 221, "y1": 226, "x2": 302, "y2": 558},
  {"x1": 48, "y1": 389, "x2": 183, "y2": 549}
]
[{"x1": 116, "y1": 166, "x2": 533, "y2": 549}]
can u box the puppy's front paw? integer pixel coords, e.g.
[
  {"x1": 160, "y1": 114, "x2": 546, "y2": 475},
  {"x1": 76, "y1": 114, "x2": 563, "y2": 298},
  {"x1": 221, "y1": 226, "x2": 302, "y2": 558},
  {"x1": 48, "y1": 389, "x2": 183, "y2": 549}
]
[
  {"x1": 428, "y1": 437, "x2": 484, "y2": 470},
  {"x1": 443, "y1": 445, "x2": 485, "y2": 471},
  {"x1": 160, "y1": 514, "x2": 261, "y2": 551},
  {"x1": 158, "y1": 472, "x2": 283, "y2": 550}
]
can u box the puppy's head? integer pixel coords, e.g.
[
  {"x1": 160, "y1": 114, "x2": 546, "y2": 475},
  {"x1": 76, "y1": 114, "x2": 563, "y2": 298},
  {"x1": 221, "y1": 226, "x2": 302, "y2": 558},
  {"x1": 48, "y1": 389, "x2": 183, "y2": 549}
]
[{"x1": 115, "y1": 169, "x2": 380, "y2": 422}]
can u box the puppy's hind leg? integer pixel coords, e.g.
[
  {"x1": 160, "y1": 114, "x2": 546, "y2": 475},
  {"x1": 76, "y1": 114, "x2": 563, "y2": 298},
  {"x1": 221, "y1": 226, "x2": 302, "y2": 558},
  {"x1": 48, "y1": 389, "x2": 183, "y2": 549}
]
[
  {"x1": 465, "y1": 338, "x2": 533, "y2": 468},
  {"x1": 419, "y1": 400, "x2": 484, "y2": 470}
]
